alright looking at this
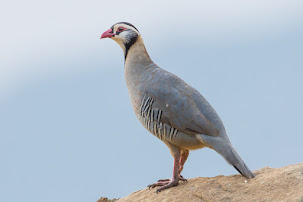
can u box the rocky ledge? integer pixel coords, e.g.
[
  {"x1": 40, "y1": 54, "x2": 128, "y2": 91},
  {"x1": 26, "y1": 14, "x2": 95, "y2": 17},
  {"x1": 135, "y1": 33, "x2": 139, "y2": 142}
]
[{"x1": 98, "y1": 163, "x2": 303, "y2": 202}]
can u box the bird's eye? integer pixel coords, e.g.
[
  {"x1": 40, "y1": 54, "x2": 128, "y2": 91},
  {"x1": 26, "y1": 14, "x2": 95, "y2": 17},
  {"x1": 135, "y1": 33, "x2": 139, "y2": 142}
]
[{"x1": 118, "y1": 27, "x2": 125, "y2": 32}]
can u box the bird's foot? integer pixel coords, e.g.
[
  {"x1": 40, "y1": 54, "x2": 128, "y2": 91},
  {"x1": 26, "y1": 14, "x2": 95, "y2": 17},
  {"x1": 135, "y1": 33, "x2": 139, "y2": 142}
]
[
  {"x1": 148, "y1": 179, "x2": 179, "y2": 193},
  {"x1": 148, "y1": 175, "x2": 187, "y2": 193}
]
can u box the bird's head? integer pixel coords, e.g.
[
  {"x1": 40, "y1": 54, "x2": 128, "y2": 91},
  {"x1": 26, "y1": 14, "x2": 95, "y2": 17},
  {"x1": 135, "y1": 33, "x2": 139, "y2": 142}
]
[{"x1": 100, "y1": 22, "x2": 140, "y2": 55}]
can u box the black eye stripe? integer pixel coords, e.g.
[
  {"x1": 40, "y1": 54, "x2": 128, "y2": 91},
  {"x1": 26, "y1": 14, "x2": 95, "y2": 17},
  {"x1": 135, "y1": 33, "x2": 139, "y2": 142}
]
[{"x1": 116, "y1": 27, "x2": 128, "y2": 35}]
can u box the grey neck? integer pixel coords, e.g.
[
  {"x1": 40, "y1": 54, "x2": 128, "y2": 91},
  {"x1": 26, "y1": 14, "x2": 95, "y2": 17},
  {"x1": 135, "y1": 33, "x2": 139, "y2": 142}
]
[
  {"x1": 124, "y1": 37, "x2": 156, "y2": 94},
  {"x1": 124, "y1": 37, "x2": 153, "y2": 68}
]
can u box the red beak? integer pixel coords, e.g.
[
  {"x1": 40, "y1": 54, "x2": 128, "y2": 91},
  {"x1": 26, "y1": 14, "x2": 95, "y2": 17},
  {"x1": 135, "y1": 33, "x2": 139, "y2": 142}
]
[{"x1": 100, "y1": 28, "x2": 115, "y2": 39}]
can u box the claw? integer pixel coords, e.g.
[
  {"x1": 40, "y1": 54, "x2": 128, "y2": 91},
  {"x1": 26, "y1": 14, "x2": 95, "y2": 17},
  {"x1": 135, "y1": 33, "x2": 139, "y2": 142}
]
[{"x1": 179, "y1": 175, "x2": 188, "y2": 182}]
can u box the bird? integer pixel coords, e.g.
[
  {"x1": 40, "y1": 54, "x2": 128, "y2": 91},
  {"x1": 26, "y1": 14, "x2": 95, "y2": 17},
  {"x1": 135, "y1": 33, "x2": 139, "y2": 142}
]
[{"x1": 100, "y1": 22, "x2": 255, "y2": 193}]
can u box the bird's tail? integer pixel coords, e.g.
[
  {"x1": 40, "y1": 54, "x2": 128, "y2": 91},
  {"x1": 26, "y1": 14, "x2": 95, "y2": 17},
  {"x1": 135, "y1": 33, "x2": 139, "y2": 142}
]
[{"x1": 198, "y1": 135, "x2": 255, "y2": 178}]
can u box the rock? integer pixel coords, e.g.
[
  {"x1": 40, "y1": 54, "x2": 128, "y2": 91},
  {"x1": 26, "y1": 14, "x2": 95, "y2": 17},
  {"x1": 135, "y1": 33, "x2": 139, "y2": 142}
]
[
  {"x1": 98, "y1": 163, "x2": 303, "y2": 202},
  {"x1": 97, "y1": 197, "x2": 119, "y2": 202}
]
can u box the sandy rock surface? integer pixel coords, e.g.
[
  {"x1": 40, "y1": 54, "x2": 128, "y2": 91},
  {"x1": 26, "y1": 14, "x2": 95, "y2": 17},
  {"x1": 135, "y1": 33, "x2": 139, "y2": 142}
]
[{"x1": 98, "y1": 163, "x2": 303, "y2": 202}]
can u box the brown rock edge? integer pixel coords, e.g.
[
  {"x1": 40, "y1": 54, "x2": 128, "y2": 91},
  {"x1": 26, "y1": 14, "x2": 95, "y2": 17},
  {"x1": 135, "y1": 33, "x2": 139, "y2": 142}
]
[{"x1": 98, "y1": 163, "x2": 303, "y2": 202}]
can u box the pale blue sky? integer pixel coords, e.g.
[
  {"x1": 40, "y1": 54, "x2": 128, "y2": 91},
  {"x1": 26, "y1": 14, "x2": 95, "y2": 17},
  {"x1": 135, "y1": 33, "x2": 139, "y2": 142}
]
[{"x1": 1, "y1": 1, "x2": 303, "y2": 201}]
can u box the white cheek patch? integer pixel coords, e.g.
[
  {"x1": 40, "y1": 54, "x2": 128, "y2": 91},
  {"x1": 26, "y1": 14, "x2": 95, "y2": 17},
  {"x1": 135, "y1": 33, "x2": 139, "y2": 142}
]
[
  {"x1": 120, "y1": 30, "x2": 137, "y2": 44},
  {"x1": 119, "y1": 32, "x2": 129, "y2": 43}
]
